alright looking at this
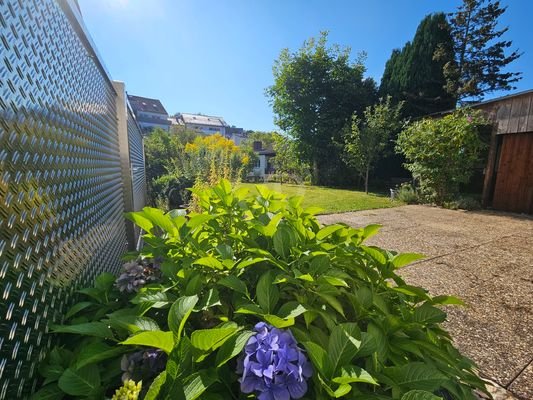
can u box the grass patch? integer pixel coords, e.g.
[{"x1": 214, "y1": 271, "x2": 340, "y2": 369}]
[{"x1": 239, "y1": 183, "x2": 402, "y2": 214}]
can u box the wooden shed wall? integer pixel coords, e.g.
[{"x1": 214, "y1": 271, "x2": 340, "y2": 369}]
[
  {"x1": 475, "y1": 91, "x2": 533, "y2": 134},
  {"x1": 477, "y1": 91, "x2": 533, "y2": 214},
  {"x1": 492, "y1": 133, "x2": 533, "y2": 214}
]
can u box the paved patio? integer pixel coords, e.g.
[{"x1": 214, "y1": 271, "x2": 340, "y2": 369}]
[{"x1": 319, "y1": 205, "x2": 533, "y2": 400}]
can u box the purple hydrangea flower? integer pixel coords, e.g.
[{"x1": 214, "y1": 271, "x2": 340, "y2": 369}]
[
  {"x1": 237, "y1": 322, "x2": 313, "y2": 400},
  {"x1": 115, "y1": 260, "x2": 160, "y2": 293},
  {"x1": 121, "y1": 348, "x2": 167, "y2": 382}
]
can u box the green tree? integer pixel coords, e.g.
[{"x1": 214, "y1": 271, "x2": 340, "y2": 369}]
[
  {"x1": 267, "y1": 31, "x2": 377, "y2": 185},
  {"x1": 144, "y1": 127, "x2": 201, "y2": 183},
  {"x1": 343, "y1": 97, "x2": 404, "y2": 193},
  {"x1": 439, "y1": 0, "x2": 522, "y2": 101},
  {"x1": 241, "y1": 131, "x2": 276, "y2": 152},
  {"x1": 271, "y1": 133, "x2": 310, "y2": 184},
  {"x1": 144, "y1": 127, "x2": 201, "y2": 206},
  {"x1": 396, "y1": 109, "x2": 487, "y2": 203},
  {"x1": 144, "y1": 128, "x2": 179, "y2": 187},
  {"x1": 379, "y1": 49, "x2": 402, "y2": 102},
  {"x1": 380, "y1": 13, "x2": 456, "y2": 117},
  {"x1": 170, "y1": 125, "x2": 203, "y2": 145},
  {"x1": 240, "y1": 131, "x2": 276, "y2": 170}
]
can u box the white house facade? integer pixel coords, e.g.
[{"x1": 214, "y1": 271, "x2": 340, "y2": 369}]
[{"x1": 250, "y1": 141, "x2": 276, "y2": 180}]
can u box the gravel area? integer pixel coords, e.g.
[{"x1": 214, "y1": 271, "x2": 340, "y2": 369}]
[{"x1": 319, "y1": 205, "x2": 533, "y2": 400}]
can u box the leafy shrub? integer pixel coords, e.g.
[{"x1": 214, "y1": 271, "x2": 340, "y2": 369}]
[
  {"x1": 151, "y1": 175, "x2": 195, "y2": 210},
  {"x1": 184, "y1": 133, "x2": 251, "y2": 185},
  {"x1": 269, "y1": 171, "x2": 307, "y2": 185},
  {"x1": 395, "y1": 183, "x2": 419, "y2": 204},
  {"x1": 396, "y1": 109, "x2": 488, "y2": 204},
  {"x1": 144, "y1": 128, "x2": 252, "y2": 208},
  {"x1": 35, "y1": 180, "x2": 489, "y2": 399},
  {"x1": 443, "y1": 196, "x2": 481, "y2": 211},
  {"x1": 457, "y1": 196, "x2": 481, "y2": 211},
  {"x1": 144, "y1": 127, "x2": 200, "y2": 206}
]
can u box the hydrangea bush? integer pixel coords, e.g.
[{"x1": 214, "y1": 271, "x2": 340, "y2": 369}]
[{"x1": 34, "y1": 180, "x2": 490, "y2": 399}]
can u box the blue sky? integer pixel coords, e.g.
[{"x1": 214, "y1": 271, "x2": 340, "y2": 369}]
[{"x1": 78, "y1": 0, "x2": 532, "y2": 132}]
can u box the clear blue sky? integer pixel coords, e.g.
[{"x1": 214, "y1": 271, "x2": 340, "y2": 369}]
[{"x1": 78, "y1": 0, "x2": 532, "y2": 132}]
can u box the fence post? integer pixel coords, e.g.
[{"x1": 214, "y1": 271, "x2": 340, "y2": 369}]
[{"x1": 113, "y1": 81, "x2": 136, "y2": 250}]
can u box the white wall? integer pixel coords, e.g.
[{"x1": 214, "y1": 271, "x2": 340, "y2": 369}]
[
  {"x1": 251, "y1": 154, "x2": 267, "y2": 177},
  {"x1": 184, "y1": 123, "x2": 226, "y2": 136},
  {"x1": 230, "y1": 133, "x2": 246, "y2": 145}
]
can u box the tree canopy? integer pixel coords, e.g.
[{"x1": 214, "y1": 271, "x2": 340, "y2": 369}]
[
  {"x1": 439, "y1": 0, "x2": 522, "y2": 101},
  {"x1": 267, "y1": 31, "x2": 377, "y2": 185},
  {"x1": 380, "y1": 13, "x2": 456, "y2": 117},
  {"x1": 271, "y1": 133, "x2": 310, "y2": 184},
  {"x1": 240, "y1": 131, "x2": 276, "y2": 154},
  {"x1": 343, "y1": 97, "x2": 404, "y2": 193}
]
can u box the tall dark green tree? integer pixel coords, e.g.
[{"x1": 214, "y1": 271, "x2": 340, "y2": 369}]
[
  {"x1": 439, "y1": 0, "x2": 522, "y2": 101},
  {"x1": 380, "y1": 13, "x2": 456, "y2": 117},
  {"x1": 379, "y1": 49, "x2": 402, "y2": 102},
  {"x1": 377, "y1": 13, "x2": 455, "y2": 181},
  {"x1": 267, "y1": 32, "x2": 377, "y2": 185}
]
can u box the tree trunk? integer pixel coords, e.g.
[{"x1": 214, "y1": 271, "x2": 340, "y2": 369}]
[
  {"x1": 312, "y1": 158, "x2": 319, "y2": 185},
  {"x1": 456, "y1": 7, "x2": 472, "y2": 101},
  {"x1": 365, "y1": 164, "x2": 369, "y2": 194}
]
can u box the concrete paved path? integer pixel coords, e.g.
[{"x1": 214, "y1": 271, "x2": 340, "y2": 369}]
[{"x1": 319, "y1": 205, "x2": 533, "y2": 400}]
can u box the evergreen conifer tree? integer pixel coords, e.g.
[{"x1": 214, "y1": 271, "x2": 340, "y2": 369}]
[
  {"x1": 380, "y1": 13, "x2": 455, "y2": 117},
  {"x1": 439, "y1": 0, "x2": 521, "y2": 101}
]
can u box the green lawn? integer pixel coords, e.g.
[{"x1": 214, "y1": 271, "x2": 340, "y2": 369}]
[{"x1": 239, "y1": 183, "x2": 402, "y2": 214}]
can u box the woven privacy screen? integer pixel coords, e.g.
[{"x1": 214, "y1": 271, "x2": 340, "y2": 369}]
[{"x1": 0, "y1": 0, "x2": 128, "y2": 397}]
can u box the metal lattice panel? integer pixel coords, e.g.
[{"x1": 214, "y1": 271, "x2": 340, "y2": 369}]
[
  {"x1": 126, "y1": 106, "x2": 146, "y2": 246},
  {"x1": 127, "y1": 107, "x2": 146, "y2": 214},
  {"x1": 0, "y1": 0, "x2": 127, "y2": 397}
]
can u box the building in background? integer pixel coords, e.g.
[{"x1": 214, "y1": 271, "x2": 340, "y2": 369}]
[
  {"x1": 225, "y1": 125, "x2": 247, "y2": 145},
  {"x1": 126, "y1": 96, "x2": 248, "y2": 144},
  {"x1": 127, "y1": 94, "x2": 171, "y2": 133},
  {"x1": 250, "y1": 141, "x2": 276, "y2": 180},
  {"x1": 175, "y1": 112, "x2": 228, "y2": 134},
  {"x1": 172, "y1": 112, "x2": 247, "y2": 145}
]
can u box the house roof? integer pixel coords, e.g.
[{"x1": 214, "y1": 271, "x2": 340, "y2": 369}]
[
  {"x1": 471, "y1": 89, "x2": 533, "y2": 107},
  {"x1": 127, "y1": 95, "x2": 168, "y2": 115},
  {"x1": 427, "y1": 89, "x2": 533, "y2": 118},
  {"x1": 178, "y1": 113, "x2": 229, "y2": 128},
  {"x1": 258, "y1": 149, "x2": 276, "y2": 156},
  {"x1": 168, "y1": 117, "x2": 184, "y2": 126}
]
